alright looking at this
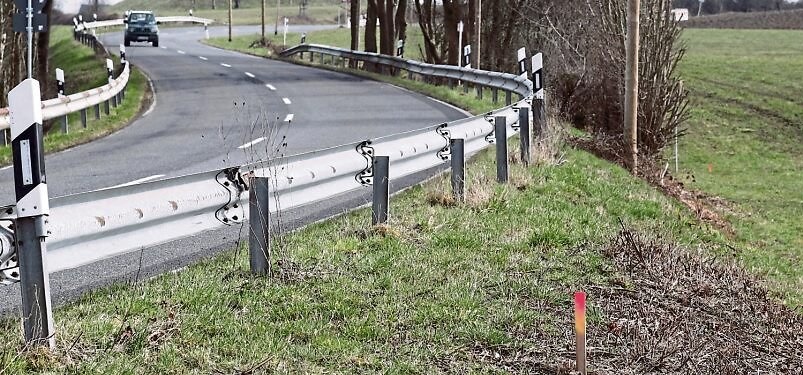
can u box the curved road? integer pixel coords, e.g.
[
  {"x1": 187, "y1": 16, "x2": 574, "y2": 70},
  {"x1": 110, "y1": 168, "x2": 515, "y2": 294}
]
[{"x1": 0, "y1": 25, "x2": 468, "y2": 312}]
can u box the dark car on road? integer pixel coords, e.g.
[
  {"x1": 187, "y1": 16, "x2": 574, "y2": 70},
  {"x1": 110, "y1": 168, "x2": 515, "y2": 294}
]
[{"x1": 124, "y1": 11, "x2": 159, "y2": 47}]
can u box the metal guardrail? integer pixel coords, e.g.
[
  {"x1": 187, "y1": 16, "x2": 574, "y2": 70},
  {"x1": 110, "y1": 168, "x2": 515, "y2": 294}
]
[
  {"x1": 75, "y1": 16, "x2": 213, "y2": 32},
  {"x1": 0, "y1": 16, "x2": 212, "y2": 130},
  {"x1": 0, "y1": 44, "x2": 533, "y2": 284},
  {"x1": 280, "y1": 44, "x2": 533, "y2": 98},
  {"x1": 0, "y1": 36, "x2": 128, "y2": 130}
]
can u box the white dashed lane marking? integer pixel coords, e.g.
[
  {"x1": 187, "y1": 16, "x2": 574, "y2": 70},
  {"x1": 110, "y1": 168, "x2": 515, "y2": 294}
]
[
  {"x1": 282, "y1": 98, "x2": 291, "y2": 105},
  {"x1": 245, "y1": 72, "x2": 255, "y2": 78},
  {"x1": 109, "y1": 174, "x2": 165, "y2": 189},
  {"x1": 177, "y1": 50, "x2": 186, "y2": 54},
  {"x1": 199, "y1": 56, "x2": 208, "y2": 61},
  {"x1": 265, "y1": 84, "x2": 276, "y2": 91},
  {"x1": 237, "y1": 137, "x2": 267, "y2": 149},
  {"x1": 221, "y1": 63, "x2": 231, "y2": 68},
  {"x1": 284, "y1": 114, "x2": 294, "y2": 122}
]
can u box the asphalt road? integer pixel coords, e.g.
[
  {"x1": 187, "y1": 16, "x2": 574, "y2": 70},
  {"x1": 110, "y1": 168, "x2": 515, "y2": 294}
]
[{"x1": 0, "y1": 25, "x2": 468, "y2": 313}]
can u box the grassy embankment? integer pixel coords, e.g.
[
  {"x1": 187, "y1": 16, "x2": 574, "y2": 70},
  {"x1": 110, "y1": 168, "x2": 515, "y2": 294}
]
[
  {"x1": 678, "y1": 28, "x2": 803, "y2": 307},
  {"x1": 0, "y1": 26, "x2": 149, "y2": 166},
  {"x1": 215, "y1": 27, "x2": 803, "y2": 307},
  {"x1": 0, "y1": 28, "x2": 799, "y2": 373}
]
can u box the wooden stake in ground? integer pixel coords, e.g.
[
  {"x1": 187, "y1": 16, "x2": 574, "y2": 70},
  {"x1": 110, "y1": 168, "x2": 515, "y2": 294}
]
[
  {"x1": 261, "y1": 0, "x2": 266, "y2": 43},
  {"x1": 228, "y1": 0, "x2": 233, "y2": 42},
  {"x1": 575, "y1": 291, "x2": 587, "y2": 374},
  {"x1": 624, "y1": 0, "x2": 640, "y2": 173}
]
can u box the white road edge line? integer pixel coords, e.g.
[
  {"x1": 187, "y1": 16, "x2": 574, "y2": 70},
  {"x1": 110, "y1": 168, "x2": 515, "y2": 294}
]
[
  {"x1": 284, "y1": 113, "x2": 294, "y2": 122},
  {"x1": 0, "y1": 166, "x2": 12, "y2": 171},
  {"x1": 245, "y1": 72, "x2": 255, "y2": 78},
  {"x1": 265, "y1": 84, "x2": 276, "y2": 91},
  {"x1": 159, "y1": 46, "x2": 167, "y2": 49},
  {"x1": 109, "y1": 174, "x2": 165, "y2": 189},
  {"x1": 237, "y1": 137, "x2": 267, "y2": 149},
  {"x1": 221, "y1": 63, "x2": 231, "y2": 68},
  {"x1": 282, "y1": 97, "x2": 292, "y2": 105},
  {"x1": 141, "y1": 74, "x2": 157, "y2": 118},
  {"x1": 177, "y1": 50, "x2": 186, "y2": 54},
  {"x1": 199, "y1": 56, "x2": 208, "y2": 61}
]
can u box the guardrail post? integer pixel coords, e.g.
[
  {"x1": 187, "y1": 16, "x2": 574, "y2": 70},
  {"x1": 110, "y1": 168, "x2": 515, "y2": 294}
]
[
  {"x1": 450, "y1": 139, "x2": 465, "y2": 202},
  {"x1": 95, "y1": 103, "x2": 101, "y2": 120},
  {"x1": 55, "y1": 68, "x2": 68, "y2": 134},
  {"x1": 407, "y1": 70, "x2": 413, "y2": 80},
  {"x1": 519, "y1": 106, "x2": 531, "y2": 166},
  {"x1": 1, "y1": 130, "x2": 8, "y2": 146},
  {"x1": 495, "y1": 116, "x2": 508, "y2": 183},
  {"x1": 309, "y1": 51, "x2": 314, "y2": 62},
  {"x1": 9, "y1": 79, "x2": 55, "y2": 350},
  {"x1": 104, "y1": 99, "x2": 111, "y2": 115},
  {"x1": 505, "y1": 91, "x2": 512, "y2": 105},
  {"x1": 372, "y1": 156, "x2": 390, "y2": 225},
  {"x1": 448, "y1": 78, "x2": 455, "y2": 90},
  {"x1": 249, "y1": 176, "x2": 270, "y2": 275},
  {"x1": 476, "y1": 85, "x2": 484, "y2": 100},
  {"x1": 80, "y1": 109, "x2": 88, "y2": 128},
  {"x1": 492, "y1": 88, "x2": 499, "y2": 104},
  {"x1": 463, "y1": 82, "x2": 469, "y2": 94}
]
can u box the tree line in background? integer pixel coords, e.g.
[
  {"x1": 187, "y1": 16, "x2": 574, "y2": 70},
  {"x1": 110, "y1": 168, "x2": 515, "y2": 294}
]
[
  {"x1": 673, "y1": 0, "x2": 803, "y2": 14},
  {"x1": 353, "y1": 0, "x2": 688, "y2": 163}
]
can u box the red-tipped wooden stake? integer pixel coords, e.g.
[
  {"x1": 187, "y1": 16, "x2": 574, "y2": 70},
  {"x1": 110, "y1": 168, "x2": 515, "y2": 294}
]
[{"x1": 575, "y1": 291, "x2": 587, "y2": 374}]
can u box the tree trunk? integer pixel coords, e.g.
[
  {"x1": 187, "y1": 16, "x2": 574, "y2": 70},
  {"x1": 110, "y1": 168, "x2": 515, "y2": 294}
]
[
  {"x1": 443, "y1": 0, "x2": 460, "y2": 65},
  {"x1": 366, "y1": 0, "x2": 378, "y2": 53},
  {"x1": 350, "y1": 0, "x2": 360, "y2": 51},
  {"x1": 395, "y1": 0, "x2": 407, "y2": 43},
  {"x1": 36, "y1": 0, "x2": 53, "y2": 98}
]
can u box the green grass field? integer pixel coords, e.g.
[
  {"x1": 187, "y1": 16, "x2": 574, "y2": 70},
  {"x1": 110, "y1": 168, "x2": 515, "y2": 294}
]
[
  {"x1": 0, "y1": 26, "x2": 799, "y2": 373},
  {"x1": 677, "y1": 29, "x2": 803, "y2": 306},
  {"x1": 0, "y1": 26, "x2": 149, "y2": 166}
]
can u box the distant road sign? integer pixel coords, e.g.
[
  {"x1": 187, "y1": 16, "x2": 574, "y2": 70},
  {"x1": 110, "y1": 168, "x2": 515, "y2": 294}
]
[{"x1": 12, "y1": 13, "x2": 48, "y2": 33}]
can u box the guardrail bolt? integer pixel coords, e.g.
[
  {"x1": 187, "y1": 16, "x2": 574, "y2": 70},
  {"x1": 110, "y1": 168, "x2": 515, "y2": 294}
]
[
  {"x1": 372, "y1": 156, "x2": 390, "y2": 225},
  {"x1": 249, "y1": 176, "x2": 271, "y2": 275},
  {"x1": 519, "y1": 106, "x2": 531, "y2": 166},
  {"x1": 495, "y1": 116, "x2": 509, "y2": 183},
  {"x1": 450, "y1": 139, "x2": 465, "y2": 202}
]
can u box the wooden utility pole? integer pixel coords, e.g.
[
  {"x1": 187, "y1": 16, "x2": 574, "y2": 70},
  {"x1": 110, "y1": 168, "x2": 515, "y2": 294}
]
[
  {"x1": 624, "y1": 0, "x2": 640, "y2": 173},
  {"x1": 228, "y1": 0, "x2": 233, "y2": 41},
  {"x1": 261, "y1": 0, "x2": 266, "y2": 42},
  {"x1": 476, "y1": 0, "x2": 481, "y2": 69},
  {"x1": 275, "y1": 0, "x2": 280, "y2": 35}
]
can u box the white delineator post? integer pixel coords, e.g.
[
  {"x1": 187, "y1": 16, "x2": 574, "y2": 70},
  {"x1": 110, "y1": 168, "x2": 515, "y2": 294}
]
[
  {"x1": 457, "y1": 21, "x2": 464, "y2": 67},
  {"x1": 283, "y1": 17, "x2": 288, "y2": 46},
  {"x1": 55, "y1": 68, "x2": 68, "y2": 133},
  {"x1": 516, "y1": 47, "x2": 527, "y2": 78},
  {"x1": 531, "y1": 53, "x2": 546, "y2": 139},
  {"x1": 9, "y1": 78, "x2": 54, "y2": 349}
]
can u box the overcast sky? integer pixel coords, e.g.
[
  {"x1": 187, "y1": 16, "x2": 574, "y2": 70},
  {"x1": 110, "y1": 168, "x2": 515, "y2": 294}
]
[{"x1": 57, "y1": 0, "x2": 124, "y2": 14}]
